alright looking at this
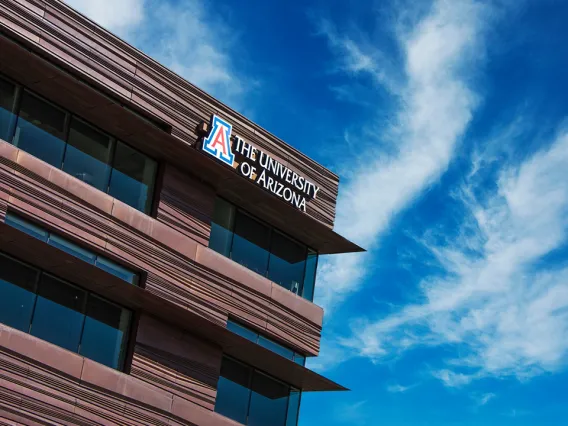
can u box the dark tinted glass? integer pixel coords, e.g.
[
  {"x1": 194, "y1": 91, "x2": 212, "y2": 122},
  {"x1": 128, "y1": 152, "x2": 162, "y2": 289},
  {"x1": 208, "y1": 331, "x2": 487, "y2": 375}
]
[
  {"x1": 209, "y1": 198, "x2": 235, "y2": 257},
  {"x1": 0, "y1": 78, "x2": 17, "y2": 141},
  {"x1": 268, "y1": 232, "x2": 306, "y2": 294},
  {"x1": 215, "y1": 358, "x2": 252, "y2": 424},
  {"x1": 248, "y1": 371, "x2": 289, "y2": 426},
  {"x1": 48, "y1": 234, "x2": 96, "y2": 264},
  {"x1": 80, "y1": 295, "x2": 130, "y2": 369},
  {"x1": 108, "y1": 141, "x2": 156, "y2": 213},
  {"x1": 31, "y1": 275, "x2": 86, "y2": 352},
  {"x1": 232, "y1": 212, "x2": 270, "y2": 275},
  {"x1": 302, "y1": 250, "x2": 318, "y2": 302},
  {"x1": 293, "y1": 354, "x2": 306, "y2": 366},
  {"x1": 63, "y1": 118, "x2": 112, "y2": 191},
  {"x1": 14, "y1": 92, "x2": 66, "y2": 167},
  {"x1": 5, "y1": 212, "x2": 48, "y2": 242},
  {"x1": 258, "y1": 336, "x2": 294, "y2": 360},
  {"x1": 0, "y1": 254, "x2": 38, "y2": 332},
  {"x1": 227, "y1": 320, "x2": 258, "y2": 343},
  {"x1": 95, "y1": 257, "x2": 138, "y2": 285},
  {"x1": 286, "y1": 389, "x2": 301, "y2": 426}
]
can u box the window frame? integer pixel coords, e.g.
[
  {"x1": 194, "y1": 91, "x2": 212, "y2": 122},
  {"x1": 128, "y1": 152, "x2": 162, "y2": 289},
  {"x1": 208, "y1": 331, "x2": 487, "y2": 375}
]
[
  {"x1": 215, "y1": 355, "x2": 301, "y2": 426},
  {"x1": 0, "y1": 72, "x2": 159, "y2": 215},
  {"x1": 211, "y1": 196, "x2": 317, "y2": 300},
  {"x1": 0, "y1": 251, "x2": 134, "y2": 371}
]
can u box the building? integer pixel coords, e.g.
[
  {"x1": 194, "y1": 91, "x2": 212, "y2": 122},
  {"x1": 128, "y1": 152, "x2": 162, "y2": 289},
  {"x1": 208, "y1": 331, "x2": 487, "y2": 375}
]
[{"x1": 0, "y1": 1, "x2": 363, "y2": 425}]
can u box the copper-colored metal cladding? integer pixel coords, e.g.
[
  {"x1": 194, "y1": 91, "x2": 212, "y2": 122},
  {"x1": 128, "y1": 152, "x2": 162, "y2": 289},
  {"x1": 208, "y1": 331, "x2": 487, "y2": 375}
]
[{"x1": 0, "y1": 0, "x2": 361, "y2": 424}]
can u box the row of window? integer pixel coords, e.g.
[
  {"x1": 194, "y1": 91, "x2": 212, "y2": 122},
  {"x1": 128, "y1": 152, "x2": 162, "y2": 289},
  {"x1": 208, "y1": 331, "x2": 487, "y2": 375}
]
[
  {"x1": 227, "y1": 320, "x2": 306, "y2": 366},
  {"x1": 209, "y1": 198, "x2": 318, "y2": 301},
  {"x1": 0, "y1": 76, "x2": 157, "y2": 213},
  {"x1": 215, "y1": 356, "x2": 301, "y2": 426},
  {"x1": 5, "y1": 213, "x2": 138, "y2": 285},
  {"x1": 0, "y1": 252, "x2": 131, "y2": 370}
]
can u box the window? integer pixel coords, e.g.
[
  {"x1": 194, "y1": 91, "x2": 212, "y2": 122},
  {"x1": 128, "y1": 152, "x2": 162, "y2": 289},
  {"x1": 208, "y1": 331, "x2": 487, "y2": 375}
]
[
  {"x1": 5, "y1": 212, "x2": 138, "y2": 285},
  {"x1": 14, "y1": 91, "x2": 67, "y2": 168},
  {"x1": 227, "y1": 319, "x2": 306, "y2": 366},
  {"x1": 63, "y1": 118, "x2": 113, "y2": 191},
  {"x1": 0, "y1": 252, "x2": 131, "y2": 370},
  {"x1": 208, "y1": 198, "x2": 319, "y2": 301},
  {"x1": 215, "y1": 356, "x2": 301, "y2": 426},
  {"x1": 108, "y1": 141, "x2": 157, "y2": 213},
  {"x1": 0, "y1": 78, "x2": 17, "y2": 141},
  {"x1": 0, "y1": 74, "x2": 157, "y2": 214}
]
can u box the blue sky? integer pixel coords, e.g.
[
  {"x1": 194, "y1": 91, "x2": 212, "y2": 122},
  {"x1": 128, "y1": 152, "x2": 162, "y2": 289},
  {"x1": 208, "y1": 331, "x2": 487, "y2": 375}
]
[{"x1": 67, "y1": 0, "x2": 568, "y2": 424}]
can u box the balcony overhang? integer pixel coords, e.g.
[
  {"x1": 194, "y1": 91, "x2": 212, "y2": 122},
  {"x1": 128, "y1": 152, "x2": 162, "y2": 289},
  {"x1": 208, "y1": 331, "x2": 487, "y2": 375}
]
[
  {"x1": 0, "y1": 223, "x2": 348, "y2": 392},
  {"x1": 0, "y1": 32, "x2": 363, "y2": 256}
]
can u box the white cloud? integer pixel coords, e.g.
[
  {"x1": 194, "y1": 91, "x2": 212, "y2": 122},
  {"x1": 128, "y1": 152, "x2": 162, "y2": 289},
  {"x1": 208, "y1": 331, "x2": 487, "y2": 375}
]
[
  {"x1": 386, "y1": 383, "x2": 418, "y2": 393},
  {"x1": 64, "y1": 0, "x2": 144, "y2": 37},
  {"x1": 476, "y1": 392, "x2": 496, "y2": 406},
  {"x1": 316, "y1": 0, "x2": 491, "y2": 312},
  {"x1": 344, "y1": 131, "x2": 568, "y2": 385},
  {"x1": 64, "y1": 0, "x2": 245, "y2": 106}
]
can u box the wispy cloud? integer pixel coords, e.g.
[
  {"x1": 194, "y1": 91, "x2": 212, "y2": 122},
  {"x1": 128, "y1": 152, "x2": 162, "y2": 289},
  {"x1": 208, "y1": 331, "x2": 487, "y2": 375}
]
[
  {"x1": 344, "y1": 129, "x2": 568, "y2": 385},
  {"x1": 386, "y1": 382, "x2": 418, "y2": 393},
  {"x1": 64, "y1": 0, "x2": 247, "y2": 107},
  {"x1": 315, "y1": 0, "x2": 492, "y2": 313},
  {"x1": 475, "y1": 392, "x2": 496, "y2": 406}
]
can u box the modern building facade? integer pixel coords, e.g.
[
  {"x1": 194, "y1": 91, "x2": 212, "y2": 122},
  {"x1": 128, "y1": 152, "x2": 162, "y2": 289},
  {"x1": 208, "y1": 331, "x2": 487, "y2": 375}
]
[{"x1": 0, "y1": 1, "x2": 362, "y2": 425}]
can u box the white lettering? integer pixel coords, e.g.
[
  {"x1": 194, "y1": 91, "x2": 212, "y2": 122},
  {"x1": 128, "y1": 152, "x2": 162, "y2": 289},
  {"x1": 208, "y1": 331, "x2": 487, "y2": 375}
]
[
  {"x1": 312, "y1": 185, "x2": 320, "y2": 199},
  {"x1": 297, "y1": 176, "x2": 305, "y2": 192},
  {"x1": 274, "y1": 182, "x2": 284, "y2": 197},
  {"x1": 240, "y1": 161, "x2": 252, "y2": 178},
  {"x1": 285, "y1": 168, "x2": 293, "y2": 183},
  {"x1": 282, "y1": 187, "x2": 293, "y2": 201},
  {"x1": 259, "y1": 151, "x2": 270, "y2": 168},
  {"x1": 298, "y1": 198, "x2": 306, "y2": 212},
  {"x1": 257, "y1": 169, "x2": 267, "y2": 187}
]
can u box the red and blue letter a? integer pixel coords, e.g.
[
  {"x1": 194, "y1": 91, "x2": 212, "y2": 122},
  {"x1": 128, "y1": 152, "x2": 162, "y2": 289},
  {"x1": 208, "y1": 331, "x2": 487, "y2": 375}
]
[{"x1": 202, "y1": 115, "x2": 235, "y2": 167}]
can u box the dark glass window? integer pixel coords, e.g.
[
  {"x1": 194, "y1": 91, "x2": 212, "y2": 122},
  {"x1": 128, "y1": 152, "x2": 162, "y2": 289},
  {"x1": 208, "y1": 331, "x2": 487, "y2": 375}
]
[
  {"x1": 302, "y1": 250, "x2": 318, "y2": 301},
  {"x1": 0, "y1": 254, "x2": 38, "y2": 332},
  {"x1": 0, "y1": 75, "x2": 157, "y2": 214},
  {"x1": 215, "y1": 358, "x2": 252, "y2": 424},
  {"x1": 48, "y1": 234, "x2": 97, "y2": 265},
  {"x1": 0, "y1": 252, "x2": 131, "y2": 370},
  {"x1": 226, "y1": 319, "x2": 306, "y2": 365},
  {"x1": 286, "y1": 390, "x2": 301, "y2": 426},
  {"x1": 0, "y1": 78, "x2": 17, "y2": 141},
  {"x1": 215, "y1": 356, "x2": 301, "y2": 426},
  {"x1": 248, "y1": 371, "x2": 289, "y2": 426},
  {"x1": 109, "y1": 141, "x2": 157, "y2": 213},
  {"x1": 14, "y1": 91, "x2": 67, "y2": 168},
  {"x1": 63, "y1": 118, "x2": 113, "y2": 191},
  {"x1": 80, "y1": 295, "x2": 131, "y2": 369},
  {"x1": 208, "y1": 198, "x2": 319, "y2": 301},
  {"x1": 268, "y1": 232, "x2": 306, "y2": 294},
  {"x1": 5, "y1": 213, "x2": 48, "y2": 242},
  {"x1": 31, "y1": 274, "x2": 86, "y2": 352},
  {"x1": 232, "y1": 211, "x2": 271, "y2": 275},
  {"x1": 6, "y1": 213, "x2": 138, "y2": 285},
  {"x1": 258, "y1": 335, "x2": 295, "y2": 360},
  {"x1": 209, "y1": 198, "x2": 235, "y2": 257}
]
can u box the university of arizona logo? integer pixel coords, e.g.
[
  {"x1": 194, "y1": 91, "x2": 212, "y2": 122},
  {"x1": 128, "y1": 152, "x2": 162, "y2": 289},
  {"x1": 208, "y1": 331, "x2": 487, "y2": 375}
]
[{"x1": 202, "y1": 115, "x2": 235, "y2": 167}]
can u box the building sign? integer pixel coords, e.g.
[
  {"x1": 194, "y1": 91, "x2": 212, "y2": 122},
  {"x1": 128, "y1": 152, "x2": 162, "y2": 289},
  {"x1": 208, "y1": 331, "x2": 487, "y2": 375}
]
[{"x1": 201, "y1": 114, "x2": 320, "y2": 212}]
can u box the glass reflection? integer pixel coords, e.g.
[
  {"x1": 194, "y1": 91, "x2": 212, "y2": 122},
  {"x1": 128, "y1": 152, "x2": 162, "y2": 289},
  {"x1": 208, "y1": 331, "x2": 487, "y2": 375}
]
[
  {"x1": 286, "y1": 389, "x2": 301, "y2": 426},
  {"x1": 14, "y1": 92, "x2": 66, "y2": 167},
  {"x1": 268, "y1": 232, "x2": 306, "y2": 294},
  {"x1": 31, "y1": 275, "x2": 86, "y2": 352},
  {"x1": 248, "y1": 371, "x2": 289, "y2": 426},
  {"x1": 232, "y1": 211, "x2": 270, "y2": 275},
  {"x1": 63, "y1": 118, "x2": 112, "y2": 191},
  {"x1": 209, "y1": 198, "x2": 235, "y2": 257},
  {"x1": 215, "y1": 358, "x2": 252, "y2": 424},
  {"x1": 108, "y1": 141, "x2": 156, "y2": 213},
  {"x1": 302, "y1": 250, "x2": 318, "y2": 302},
  {"x1": 0, "y1": 254, "x2": 38, "y2": 332},
  {"x1": 80, "y1": 295, "x2": 130, "y2": 369},
  {"x1": 258, "y1": 335, "x2": 294, "y2": 360},
  {"x1": 0, "y1": 78, "x2": 17, "y2": 141}
]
